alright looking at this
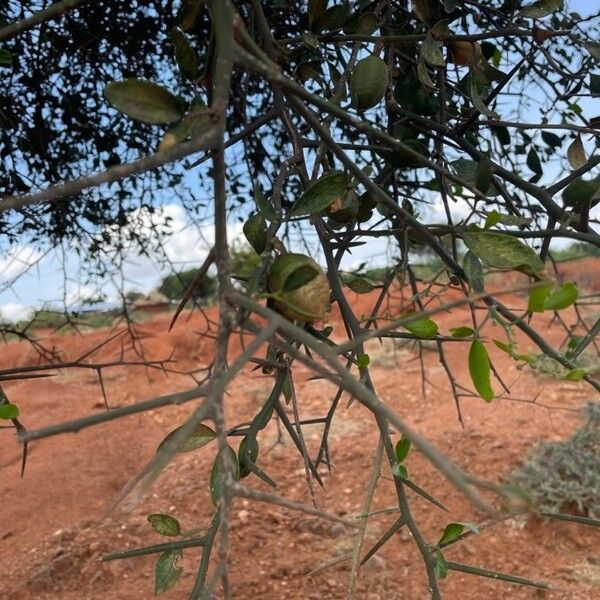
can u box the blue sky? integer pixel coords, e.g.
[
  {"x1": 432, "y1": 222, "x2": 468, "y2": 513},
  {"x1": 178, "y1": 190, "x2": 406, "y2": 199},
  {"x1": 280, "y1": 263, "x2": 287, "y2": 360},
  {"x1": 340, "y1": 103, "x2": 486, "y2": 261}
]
[{"x1": 0, "y1": 0, "x2": 598, "y2": 321}]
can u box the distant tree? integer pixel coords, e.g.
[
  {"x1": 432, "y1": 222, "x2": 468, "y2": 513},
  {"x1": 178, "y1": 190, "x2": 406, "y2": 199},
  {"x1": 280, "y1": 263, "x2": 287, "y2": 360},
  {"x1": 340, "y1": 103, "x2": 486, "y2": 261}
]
[
  {"x1": 124, "y1": 290, "x2": 145, "y2": 304},
  {"x1": 158, "y1": 268, "x2": 217, "y2": 302}
]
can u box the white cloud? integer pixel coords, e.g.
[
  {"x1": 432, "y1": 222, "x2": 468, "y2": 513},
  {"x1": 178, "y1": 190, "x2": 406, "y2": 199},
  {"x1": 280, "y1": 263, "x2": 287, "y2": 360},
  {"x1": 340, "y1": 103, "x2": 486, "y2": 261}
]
[
  {"x1": 0, "y1": 245, "x2": 44, "y2": 284},
  {"x1": 0, "y1": 302, "x2": 33, "y2": 323},
  {"x1": 424, "y1": 194, "x2": 473, "y2": 224}
]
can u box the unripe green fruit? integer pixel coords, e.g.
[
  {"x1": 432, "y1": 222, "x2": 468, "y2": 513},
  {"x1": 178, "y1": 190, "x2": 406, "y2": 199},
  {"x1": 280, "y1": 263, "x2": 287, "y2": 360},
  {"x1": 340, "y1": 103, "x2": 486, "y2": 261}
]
[
  {"x1": 268, "y1": 254, "x2": 331, "y2": 322},
  {"x1": 562, "y1": 176, "x2": 600, "y2": 208},
  {"x1": 350, "y1": 55, "x2": 389, "y2": 110}
]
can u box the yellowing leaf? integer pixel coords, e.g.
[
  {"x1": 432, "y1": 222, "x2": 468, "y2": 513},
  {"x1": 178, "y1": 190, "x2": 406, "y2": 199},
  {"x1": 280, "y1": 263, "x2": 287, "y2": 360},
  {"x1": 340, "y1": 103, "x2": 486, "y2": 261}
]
[
  {"x1": 105, "y1": 79, "x2": 184, "y2": 124},
  {"x1": 520, "y1": 0, "x2": 564, "y2": 18},
  {"x1": 147, "y1": 514, "x2": 181, "y2": 537},
  {"x1": 567, "y1": 134, "x2": 587, "y2": 169}
]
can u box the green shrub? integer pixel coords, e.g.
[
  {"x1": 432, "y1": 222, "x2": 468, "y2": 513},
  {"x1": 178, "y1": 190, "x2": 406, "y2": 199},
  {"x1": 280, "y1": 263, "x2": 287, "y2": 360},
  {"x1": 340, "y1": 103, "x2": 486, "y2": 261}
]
[{"x1": 511, "y1": 402, "x2": 600, "y2": 519}]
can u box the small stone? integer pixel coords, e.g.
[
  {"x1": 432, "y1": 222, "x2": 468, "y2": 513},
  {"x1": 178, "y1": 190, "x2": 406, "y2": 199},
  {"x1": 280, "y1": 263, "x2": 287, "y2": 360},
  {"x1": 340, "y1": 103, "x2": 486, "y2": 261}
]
[
  {"x1": 238, "y1": 509, "x2": 250, "y2": 523},
  {"x1": 330, "y1": 523, "x2": 346, "y2": 538}
]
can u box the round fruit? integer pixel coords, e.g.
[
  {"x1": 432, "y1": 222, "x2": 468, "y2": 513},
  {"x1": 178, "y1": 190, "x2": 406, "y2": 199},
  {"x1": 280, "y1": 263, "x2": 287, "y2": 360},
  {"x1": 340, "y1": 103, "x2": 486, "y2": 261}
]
[
  {"x1": 350, "y1": 55, "x2": 389, "y2": 110},
  {"x1": 268, "y1": 254, "x2": 331, "y2": 322}
]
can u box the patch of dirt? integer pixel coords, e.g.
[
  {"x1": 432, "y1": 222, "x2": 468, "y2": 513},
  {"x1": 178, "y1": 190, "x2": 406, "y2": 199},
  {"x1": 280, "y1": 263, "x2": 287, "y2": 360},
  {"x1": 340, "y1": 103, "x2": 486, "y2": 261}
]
[{"x1": 1, "y1": 261, "x2": 600, "y2": 599}]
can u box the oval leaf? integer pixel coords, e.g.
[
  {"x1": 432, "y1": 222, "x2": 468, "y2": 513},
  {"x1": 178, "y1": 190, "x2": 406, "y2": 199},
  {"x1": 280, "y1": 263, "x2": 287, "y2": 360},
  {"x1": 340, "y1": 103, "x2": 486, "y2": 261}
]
[
  {"x1": 463, "y1": 250, "x2": 484, "y2": 292},
  {"x1": 290, "y1": 172, "x2": 350, "y2": 217},
  {"x1": 544, "y1": 282, "x2": 578, "y2": 311},
  {"x1": 147, "y1": 514, "x2": 181, "y2": 537},
  {"x1": 157, "y1": 423, "x2": 216, "y2": 454},
  {"x1": 345, "y1": 277, "x2": 376, "y2": 294},
  {"x1": 434, "y1": 550, "x2": 449, "y2": 580},
  {"x1": 437, "y1": 522, "x2": 465, "y2": 547},
  {"x1": 450, "y1": 326, "x2": 474, "y2": 338},
  {"x1": 243, "y1": 213, "x2": 267, "y2": 255},
  {"x1": 105, "y1": 79, "x2": 184, "y2": 124},
  {"x1": 463, "y1": 230, "x2": 544, "y2": 276},
  {"x1": 475, "y1": 156, "x2": 493, "y2": 194},
  {"x1": 469, "y1": 339, "x2": 494, "y2": 402},
  {"x1": 520, "y1": 0, "x2": 564, "y2": 18},
  {"x1": 527, "y1": 282, "x2": 552, "y2": 313},
  {"x1": 403, "y1": 315, "x2": 439, "y2": 339},
  {"x1": 209, "y1": 445, "x2": 240, "y2": 506},
  {"x1": 171, "y1": 27, "x2": 198, "y2": 81},
  {"x1": 155, "y1": 550, "x2": 183, "y2": 595},
  {"x1": 395, "y1": 437, "x2": 411, "y2": 463},
  {"x1": 238, "y1": 435, "x2": 259, "y2": 478},
  {"x1": 567, "y1": 134, "x2": 587, "y2": 169},
  {"x1": 0, "y1": 403, "x2": 19, "y2": 419}
]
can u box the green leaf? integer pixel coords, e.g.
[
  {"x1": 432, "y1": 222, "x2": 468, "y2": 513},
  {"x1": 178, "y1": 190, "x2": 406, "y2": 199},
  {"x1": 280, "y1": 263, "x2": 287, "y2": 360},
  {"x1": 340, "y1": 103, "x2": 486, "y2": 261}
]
[
  {"x1": 544, "y1": 282, "x2": 578, "y2": 311},
  {"x1": 243, "y1": 213, "x2": 267, "y2": 255},
  {"x1": 395, "y1": 437, "x2": 411, "y2": 463},
  {"x1": 344, "y1": 12, "x2": 378, "y2": 35},
  {"x1": 493, "y1": 340, "x2": 536, "y2": 364},
  {"x1": 403, "y1": 315, "x2": 439, "y2": 339},
  {"x1": 520, "y1": 0, "x2": 563, "y2": 18},
  {"x1": 392, "y1": 463, "x2": 408, "y2": 478},
  {"x1": 437, "y1": 522, "x2": 465, "y2": 547},
  {"x1": 492, "y1": 125, "x2": 511, "y2": 146},
  {"x1": 435, "y1": 550, "x2": 449, "y2": 580},
  {"x1": 147, "y1": 514, "x2": 181, "y2": 537},
  {"x1": 290, "y1": 172, "x2": 350, "y2": 217},
  {"x1": 254, "y1": 184, "x2": 277, "y2": 221},
  {"x1": 282, "y1": 264, "x2": 319, "y2": 293},
  {"x1": 475, "y1": 156, "x2": 493, "y2": 194},
  {"x1": 468, "y1": 72, "x2": 499, "y2": 118},
  {"x1": 105, "y1": 79, "x2": 184, "y2": 124},
  {"x1": 463, "y1": 250, "x2": 484, "y2": 292},
  {"x1": 484, "y1": 210, "x2": 502, "y2": 229},
  {"x1": 209, "y1": 445, "x2": 240, "y2": 506},
  {"x1": 319, "y1": 1, "x2": 350, "y2": 30},
  {"x1": 565, "y1": 368, "x2": 586, "y2": 381},
  {"x1": 308, "y1": 0, "x2": 327, "y2": 28},
  {"x1": 450, "y1": 158, "x2": 499, "y2": 196},
  {"x1": 0, "y1": 48, "x2": 12, "y2": 65},
  {"x1": 345, "y1": 277, "x2": 376, "y2": 294},
  {"x1": 562, "y1": 176, "x2": 600, "y2": 207},
  {"x1": 170, "y1": 27, "x2": 197, "y2": 81},
  {"x1": 157, "y1": 423, "x2": 216, "y2": 454},
  {"x1": 357, "y1": 353, "x2": 370, "y2": 371},
  {"x1": 469, "y1": 339, "x2": 494, "y2": 402},
  {"x1": 421, "y1": 34, "x2": 445, "y2": 67},
  {"x1": 526, "y1": 147, "x2": 543, "y2": 176},
  {"x1": 155, "y1": 550, "x2": 183, "y2": 595},
  {"x1": 527, "y1": 282, "x2": 552, "y2": 313},
  {"x1": 450, "y1": 326, "x2": 474, "y2": 338},
  {"x1": 0, "y1": 403, "x2": 19, "y2": 419},
  {"x1": 238, "y1": 435, "x2": 259, "y2": 478},
  {"x1": 541, "y1": 130, "x2": 563, "y2": 148},
  {"x1": 591, "y1": 74, "x2": 600, "y2": 96},
  {"x1": 463, "y1": 230, "x2": 544, "y2": 276}
]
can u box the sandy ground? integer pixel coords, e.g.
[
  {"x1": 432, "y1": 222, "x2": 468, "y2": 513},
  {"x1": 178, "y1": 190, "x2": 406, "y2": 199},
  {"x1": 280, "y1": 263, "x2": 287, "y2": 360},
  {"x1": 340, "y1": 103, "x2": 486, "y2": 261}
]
[{"x1": 1, "y1": 258, "x2": 600, "y2": 599}]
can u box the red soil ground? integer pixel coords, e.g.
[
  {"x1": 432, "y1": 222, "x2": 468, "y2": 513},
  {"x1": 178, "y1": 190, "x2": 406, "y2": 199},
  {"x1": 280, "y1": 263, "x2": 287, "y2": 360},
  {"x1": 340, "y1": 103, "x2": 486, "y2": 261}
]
[{"x1": 1, "y1": 258, "x2": 600, "y2": 599}]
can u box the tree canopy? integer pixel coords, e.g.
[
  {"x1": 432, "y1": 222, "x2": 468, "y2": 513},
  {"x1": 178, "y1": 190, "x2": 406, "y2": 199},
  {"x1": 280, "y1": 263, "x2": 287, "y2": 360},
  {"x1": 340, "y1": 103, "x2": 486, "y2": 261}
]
[{"x1": 2, "y1": 1, "x2": 600, "y2": 598}]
